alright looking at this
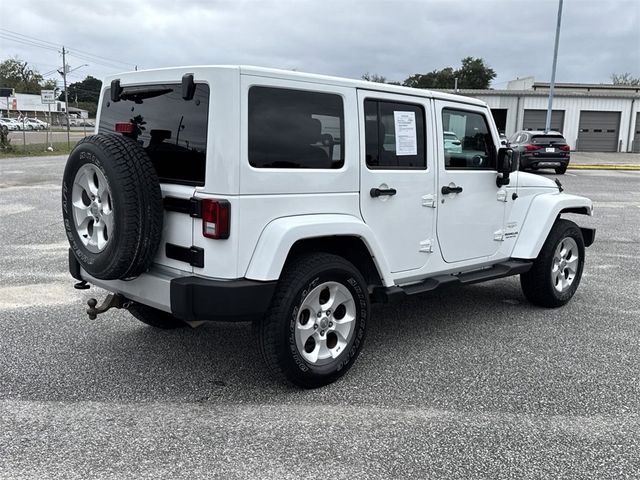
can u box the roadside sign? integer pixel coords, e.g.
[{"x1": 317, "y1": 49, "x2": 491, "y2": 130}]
[{"x1": 41, "y1": 90, "x2": 56, "y2": 104}]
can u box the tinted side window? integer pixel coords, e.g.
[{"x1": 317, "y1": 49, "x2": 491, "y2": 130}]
[
  {"x1": 248, "y1": 87, "x2": 344, "y2": 169},
  {"x1": 442, "y1": 109, "x2": 496, "y2": 170},
  {"x1": 365, "y1": 99, "x2": 426, "y2": 169},
  {"x1": 100, "y1": 83, "x2": 209, "y2": 186}
]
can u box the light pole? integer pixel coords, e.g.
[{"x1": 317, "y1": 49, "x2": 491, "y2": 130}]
[
  {"x1": 545, "y1": 0, "x2": 563, "y2": 133},
  {"x1": 58, "y1": 50, "x2": 88, "y2": 149}
]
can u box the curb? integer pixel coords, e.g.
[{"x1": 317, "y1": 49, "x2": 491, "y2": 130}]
[{"x1": 568, "y1": 164, "x2": 640, "y2": 171}]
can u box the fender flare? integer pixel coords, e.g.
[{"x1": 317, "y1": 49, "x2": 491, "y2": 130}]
[
  {"x1": 511, "y1": 192, "x2": 593, "y2": 259},
  {"x1": 244, "y1": 214, "x2": 393, "y2": 286}
]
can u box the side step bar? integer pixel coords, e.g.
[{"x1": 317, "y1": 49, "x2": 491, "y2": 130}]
[{"x1": 372, "y1": 260, "x2": 533, "y2": 303}]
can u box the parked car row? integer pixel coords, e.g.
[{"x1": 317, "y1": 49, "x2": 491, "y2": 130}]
[{"x1": 0, "y1": 117, "x2": 50, "y2": 131}]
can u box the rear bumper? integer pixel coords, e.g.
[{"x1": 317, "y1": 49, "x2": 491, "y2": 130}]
[
  {"x1": 520, "y1": 155, "x2": 570, "y2": 169},
  {"x1": 69, "y1": 250, "x2": 276, "y2": 322},
  {"x1": 170, "y1": 276, "x2": 276, "y2": 322}
]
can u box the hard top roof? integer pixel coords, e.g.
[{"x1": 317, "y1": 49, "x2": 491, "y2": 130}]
[{"x1": 104, "y1": 65, "x2": 487, "y2": 107}]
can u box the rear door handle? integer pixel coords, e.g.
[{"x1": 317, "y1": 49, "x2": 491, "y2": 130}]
[
  {"x1": 441, "y1": 185, "x2": 463, "y2": 194},
  {"x1": 370, "y1": 187, "x2": 397, "y2": 198}
]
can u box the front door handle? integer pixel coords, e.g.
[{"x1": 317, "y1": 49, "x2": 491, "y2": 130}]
[
  {"x1": 370, "y1": 187, "x2": 397, "y2": 198},
  {"x1": 441, "y1": 184, "x2": 463, "y2": 195}
]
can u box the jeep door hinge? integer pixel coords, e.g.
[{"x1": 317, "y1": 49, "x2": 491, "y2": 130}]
[
  {"x1": 419, "y1": 239, "x2": 434, "y2": 253},
  {"x1": 493, "y1": 229, "x2": 505, "y2": 242},
  {"x1": 496, "y1": 190, "x2": 508, "y2": 202},
  {"x1": 422, "y1": 194, "x2": 437, "y2": 208}
]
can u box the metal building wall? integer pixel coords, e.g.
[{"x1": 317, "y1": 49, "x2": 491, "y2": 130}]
[{"x1": 471, "y1": 93, "x2": 639, "y2": 151}]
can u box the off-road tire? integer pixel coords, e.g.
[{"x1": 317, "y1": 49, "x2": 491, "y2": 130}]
[
  {"x1": 520, "y1": 219, "x2": 585, "y2": 308},
  {"x1": 555, "y1": 165, "x2": 568, "y2": 174},
  {"x1": 62, "y1": 134, "x2": 163, "y2": 280},
  {"x1": 128, "y1": 302, "x2": 186, "y2": 329},
  {"x1": 255, "y1": 253, "x2": 370, "y2": 388}
]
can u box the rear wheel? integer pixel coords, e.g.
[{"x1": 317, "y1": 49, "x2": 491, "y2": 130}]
[
  {"x1": 128, "y1": 302, "x2": 186, "y2": 329},
  {"x1": 255, "y1": 253, "x2": 369, "y2": 388},
  {"x1": 520, "y1": 219, "x2": 585, "y2": 307},
  {"x1": 555, "y1": 165, "x2": 568, "y2": 174}
]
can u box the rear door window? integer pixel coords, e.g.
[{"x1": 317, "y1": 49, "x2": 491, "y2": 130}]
[
  {"x1": 364, "y1": 99, "x2": 426, "y2": 169},
  {"x1": 99, "y1": 83, "x2": 209, "y2": 186}
]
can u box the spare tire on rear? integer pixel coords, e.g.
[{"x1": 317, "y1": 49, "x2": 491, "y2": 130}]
[{"x1": 62, "y1": 133, "x2": 163, "y2": 280}]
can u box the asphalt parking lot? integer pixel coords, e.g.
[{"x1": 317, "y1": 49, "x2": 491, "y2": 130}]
[{"x1": 1, "y1": 156, "x2": 639, "y2": 479}]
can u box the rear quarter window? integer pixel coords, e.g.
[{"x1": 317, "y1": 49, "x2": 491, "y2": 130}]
[
  {"x1": 248, "y1": 86, "x2": 345, "y2": 169},
  {"x1": 99, "y1": 83, "x2": 209, "y2": 186}
]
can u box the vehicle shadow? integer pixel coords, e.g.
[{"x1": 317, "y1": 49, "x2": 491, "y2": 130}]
[
  {"x1": 14, "y1": 275, "x2": 601, "y2": 413},
  {"x1": 54, "y1": 277, "x2": 537, "y2": 402}
]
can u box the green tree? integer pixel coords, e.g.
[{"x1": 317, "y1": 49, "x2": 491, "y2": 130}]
[
  {"x1": 611, "y1": 72, "x2": 640, "y2": 86},
  {"x1": 0, "y1": 57, "x2": 50, "y2": 94},
  {"x1": 403, "y1": 67, "x2": 455, "y2": 89},
  {"x1": 403, "y1": 57, "x2": 496, "y2": 89},
  {"x1": 58, "y1": 75, "x2": 102, "y2": 103},
  {"x1": 361, "y1": 73, "x2": 388, "y2": 83}
]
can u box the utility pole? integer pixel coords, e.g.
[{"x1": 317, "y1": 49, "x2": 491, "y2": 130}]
[
  {"x1": 545, "y1": 0, "x2": 563, "y2": 133},
  {"x1": 62, "y1": 46, "x2": 70, "y2": 149}
]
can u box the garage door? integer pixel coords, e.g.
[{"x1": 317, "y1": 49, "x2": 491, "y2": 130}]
[
  {"x1": 523, "y1": 109, "x2": 564, "y2": 132},
  {"x1": 633, "y1": 112, "x2": 640, "y2": 153},
  {"x1": 577, "y1": 111, "x2": 621, "y2": 152}
]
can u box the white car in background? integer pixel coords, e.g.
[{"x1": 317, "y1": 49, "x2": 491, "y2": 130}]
[
  {"x1": 443, "y1": 130, "x2": 462, "y2": 153},
  {"x1": 1, "y1": 118, "x2": 22, "y2": 130},
  {"x1": 26, "y1": 118, "x2": 49, "y2": 130}
]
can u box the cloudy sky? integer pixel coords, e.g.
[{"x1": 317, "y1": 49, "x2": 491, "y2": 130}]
[{"x1": 2, "y1": 0, "x2": 639, "y2": 89}]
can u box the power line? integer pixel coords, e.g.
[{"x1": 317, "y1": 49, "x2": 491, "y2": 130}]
[
  {"x1": 0, "y1": 28, "x2": 137, "y2": 70},
  {"x1": 0, "y1": 33, "x2": 59, "y2": 53}
]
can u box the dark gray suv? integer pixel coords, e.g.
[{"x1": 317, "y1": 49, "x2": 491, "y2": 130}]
[{"x1": 509, "y1": 130, "x2": 571, "y2": 174}]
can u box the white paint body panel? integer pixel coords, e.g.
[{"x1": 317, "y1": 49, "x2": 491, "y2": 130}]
[
  {"x1": 434, "y1": 99, "x2": 506, "y2": 263},
  {"x1": 357, "y1": 89, "x2": 436, "y2": 273}
]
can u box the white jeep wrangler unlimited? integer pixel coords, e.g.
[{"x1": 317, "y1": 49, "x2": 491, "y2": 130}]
[{"x1": 62, "y1": 66, "x2": 595, "y2": 388}]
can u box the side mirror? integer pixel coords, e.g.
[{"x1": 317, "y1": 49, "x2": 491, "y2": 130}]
[
  {"x1": 497, "y1": 147, "x2": 515, "y2": 173},
  {"x1": 496, "y1": 147, "x2": 516, "y2": 187}
]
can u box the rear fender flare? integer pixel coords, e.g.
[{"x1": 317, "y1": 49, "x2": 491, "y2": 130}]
[{"x1": 244, "y1": 214, "x2": 393, "y2": 286}]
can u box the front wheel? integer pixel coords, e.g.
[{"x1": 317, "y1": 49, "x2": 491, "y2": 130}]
[
  {"x1": 520, "y1": 219, "x2": 585, "y2": 307},
  {"x1": 255, "y1": 253, "x2": 370, "y2": 388}
]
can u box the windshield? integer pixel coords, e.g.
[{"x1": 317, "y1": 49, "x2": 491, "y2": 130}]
[{"x1": 99, "y1": 83, "x2": 209, "y2": 186}]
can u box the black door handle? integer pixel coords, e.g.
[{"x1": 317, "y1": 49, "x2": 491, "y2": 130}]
[
  {"x1": 441, "y1": 185, "x2": 463, "y2": 194},
  {"x1": 370, "y1": 187, "x2": 397, "y2": 198}
]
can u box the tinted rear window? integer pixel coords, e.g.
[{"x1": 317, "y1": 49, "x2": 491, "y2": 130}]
[
  {"x1": 248, "y1": 86, "x2": 344, "y2": 169},
  {"x1": 532, "y1": 135, "x2": 565, "y2": 143},
  {"x1": 99, "y1": 83, "x2": 209, "y2": 186}
]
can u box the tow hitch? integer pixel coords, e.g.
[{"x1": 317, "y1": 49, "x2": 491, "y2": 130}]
[{"x1": 86, "y1": 294, "x2": 131, "y2": 320}]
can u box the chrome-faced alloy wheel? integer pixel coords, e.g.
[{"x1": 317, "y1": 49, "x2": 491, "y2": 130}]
[
  {"x1": 295, "y1": 281, "x2": 356, "y2": 366},
  {"x1": 71, "y1": 163, "x2": 113, "y2": 253},
  {"x1": 552, "y1": 237, "x2": 579, "y2": 293}
]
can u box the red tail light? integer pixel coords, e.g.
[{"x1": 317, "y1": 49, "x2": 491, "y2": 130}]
[
  {"x1": 559, "y1": 144, "x2": 570, "y2": 151},
  {"x1": 524, "y1": 144, "x2": 541, "y2": 151},
  {"x1": 114, "y1": 122, "x2": 135, "y2": 133},
  {"x1": 201, "y1": 199, "x2": 230, "y2": 239}
]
